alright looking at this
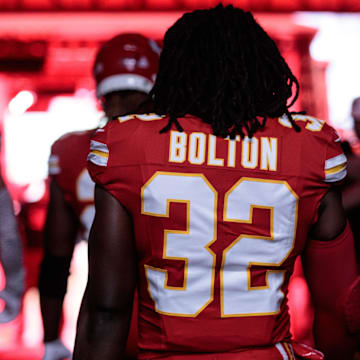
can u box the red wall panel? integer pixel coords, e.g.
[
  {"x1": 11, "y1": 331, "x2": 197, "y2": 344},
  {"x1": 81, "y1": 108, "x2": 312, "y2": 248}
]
[{"x1": 0, "y1": 0, "x2": 359, "y2": 12}]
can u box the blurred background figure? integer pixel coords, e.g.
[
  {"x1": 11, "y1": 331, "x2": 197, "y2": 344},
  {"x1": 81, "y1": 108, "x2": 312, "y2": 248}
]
[
  {"x1": 351, "y1": 98, "x2": 360, "y2": 141},
  {"x1": 341, "y1": 97, "x2": 360, "y2": 255},
  {"x1": 0, "y1": 134, "x2": 24, "y2": 348},
  {"x1": 39, "y1": 33, "x2": 160, "y2": 360}
]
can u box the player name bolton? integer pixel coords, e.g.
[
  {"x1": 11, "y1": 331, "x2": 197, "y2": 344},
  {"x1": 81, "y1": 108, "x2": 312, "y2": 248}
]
[{"x1": 168, "y1": 130, "x2": 278, "y2": 171}]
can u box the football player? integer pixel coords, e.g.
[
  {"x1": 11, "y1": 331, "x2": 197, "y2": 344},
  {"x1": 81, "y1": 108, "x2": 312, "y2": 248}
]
[
  {"x1": 342, "y1": 97, "x2": 360, "y2": 254},
  {"x1": 74, "y1": 5, "x2": 359, "y2": 360},
  {"x1": 39, "y1": 33, "x2": 160, "y2": 360}
]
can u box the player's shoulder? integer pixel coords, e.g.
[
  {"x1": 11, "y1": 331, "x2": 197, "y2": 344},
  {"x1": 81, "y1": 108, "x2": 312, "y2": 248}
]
[
  {"x1": 94, "y1": 113, "x2": 166, "y2": 144},
  {"x1": 117, "y1": 112, "x2": 166, "y2": 124},
  {"x1": 49, "y1": 129, "x2": 96, "y2": 176},
  {"x1": 114, "y1": 113, "x2": 167, "y2": 135},
  {"x1": 88, "y1": 113, "x2": 166, "y2": 168},
  {"x1": 277, "y1": 113, "x2": 340, "y2": 142},
  {"x1": 277, "y1": 114, "x2": 346, "y2": 183},
  {"x1": 52, "y1": 129, "x2": 95, "y2": 152}
]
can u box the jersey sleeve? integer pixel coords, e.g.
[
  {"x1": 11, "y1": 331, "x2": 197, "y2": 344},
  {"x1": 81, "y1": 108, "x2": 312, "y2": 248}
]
[
  {"x1": 48, "y1": 141, "x2": 63, "y2": 180},
  {"x1": 87, "y1": 126, "x2": 110, "y2": 186},
  {"x1": 48, "y1": 132, "x2": 78, "y2": 180},
  {"x1": 87, "y1": 115, "x2": 146, "y2": 187},
  {"x1": 323, "y1": 125, "x2": 347, "y2": 184}
]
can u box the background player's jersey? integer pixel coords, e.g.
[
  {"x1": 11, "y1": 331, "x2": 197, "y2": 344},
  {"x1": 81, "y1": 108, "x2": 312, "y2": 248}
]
[
  {"x1": 88, "y1": 114, "x2": 346, "y2": 359},
  {"x1": 49, "y1": 130, "x2": 95, "y2": 240}
]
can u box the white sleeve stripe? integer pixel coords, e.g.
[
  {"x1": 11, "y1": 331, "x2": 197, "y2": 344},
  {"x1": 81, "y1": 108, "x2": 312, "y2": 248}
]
[
  {"x1": 48, "y1": 166, "x2": 60, "y2": 175},
  {"x1": 325, "y1": 153, "x2": 347, "y2": 170},
  {"x1": 90, "y1": 140, "x2": 109, "y2": 154},
  {"x1": 48, "y1": 154, "x2": 59, "y2": 163},
  {"x1": 275, "y1": 343, "x2": 289, "y2": 360},
  {"x1": 87, "y1": 152, "x2": 108, "y2": 167},
  {"x1": 48, "y1": 155, "x2": 60, "y2": 175},
  {"x1": 325, "y1": 163, "x2": 346, "y2": 175},
  {"x1": 324, "y1": 168, "x2": 347, "y2": 183}
]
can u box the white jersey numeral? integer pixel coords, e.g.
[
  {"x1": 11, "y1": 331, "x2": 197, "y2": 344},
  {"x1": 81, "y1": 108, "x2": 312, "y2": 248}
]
[
  {"x1": 142, "y1": 173, "x2": 216, "y2": 316},
  {"x1": 141, "y1": 172, "x2": 298, "y2": 317},
  {"x1": 222, "y1": 178, "x2": 297, "y2": 316}
]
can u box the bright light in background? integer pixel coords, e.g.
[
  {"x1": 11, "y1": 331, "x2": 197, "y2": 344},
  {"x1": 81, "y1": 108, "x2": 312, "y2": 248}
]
[
  {"x1": 4, "y1": 89, "x2": 101, "y2": 185},
  {"x1": 295, "y1": 12, "x2": 360, "y2": 130},
  {"x1": 8, "y1": 90, "x2": 36, "y2": 116}
]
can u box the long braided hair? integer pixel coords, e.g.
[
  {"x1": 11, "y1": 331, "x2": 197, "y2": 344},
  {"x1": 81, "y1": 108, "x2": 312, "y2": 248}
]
[{"x1": 150, "y1": 4, "x2": 301, "y2": 138}]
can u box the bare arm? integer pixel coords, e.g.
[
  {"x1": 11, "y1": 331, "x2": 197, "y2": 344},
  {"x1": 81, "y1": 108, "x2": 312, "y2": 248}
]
[
  {"x1": 73, "y1": 185, "x2": 136, "y2": 360},
  {"x1": 342, "y1": 182, "x2": 360, "y2": 212},
  {"x1": 303, "y1": 188, "x2": 358, "y2": 359},
  {"x1": 39, "y1": 180, "x2": 79, "y2": 342}
]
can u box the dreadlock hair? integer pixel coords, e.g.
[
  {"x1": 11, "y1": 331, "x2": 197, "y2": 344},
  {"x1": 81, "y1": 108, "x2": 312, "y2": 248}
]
[{"x1": 150, "y1": 4, "x2": 301, "y2": 138}]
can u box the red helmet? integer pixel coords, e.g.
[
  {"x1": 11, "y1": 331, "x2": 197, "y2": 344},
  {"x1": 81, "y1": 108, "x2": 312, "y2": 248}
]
[{"x1": 93, "y1": 33, "x2": 161, "y2": 98}]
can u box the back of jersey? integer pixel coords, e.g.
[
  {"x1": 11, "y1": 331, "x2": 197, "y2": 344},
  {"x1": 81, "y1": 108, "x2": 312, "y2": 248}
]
[{"x1": 88, "y1": 113, "x2": 346, "y2": 358}]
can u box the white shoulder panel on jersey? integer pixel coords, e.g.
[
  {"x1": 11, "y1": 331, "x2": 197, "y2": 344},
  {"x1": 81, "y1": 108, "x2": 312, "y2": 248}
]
[
  {"x1": 88, "y1": 140, "x2": 109, "y2": 167},
  {"x1": 324, "y1": 153, "x2": 347, "y2": 183}
]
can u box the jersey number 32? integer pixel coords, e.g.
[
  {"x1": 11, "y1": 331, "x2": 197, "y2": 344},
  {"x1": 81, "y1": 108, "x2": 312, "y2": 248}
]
[{"x1": 141, "y1": 172, "x2": 298, "y2": 318}]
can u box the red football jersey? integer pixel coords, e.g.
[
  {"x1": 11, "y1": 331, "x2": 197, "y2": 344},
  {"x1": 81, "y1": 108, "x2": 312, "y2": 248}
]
[
  {"x1": 49, "y1": 130, "x2": 96, "y2": 240},
  {"x1": 88, "y1": 113, "x2": 346, "y2": 359}
]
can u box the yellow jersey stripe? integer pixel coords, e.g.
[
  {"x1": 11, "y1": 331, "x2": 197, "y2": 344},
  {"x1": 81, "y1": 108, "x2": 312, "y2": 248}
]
[
  {"x1": 275, "y1": 343, "x2": 289, "y2": 359},
  {"x1": 325, "y1": 163, "x2": 346, "y2": 175},
  {"x1": 88, "y1": 151, "x2": 108, "y2": 167},
  {"x1": 283, "y1": 343, "x2": 295, "y2": 359},
  {"x1": 324, "y1": 168, "x2": 346, "y2": 183},
  {"x1": 90, "y1": 150, "x2": 109, "y2": 159}
]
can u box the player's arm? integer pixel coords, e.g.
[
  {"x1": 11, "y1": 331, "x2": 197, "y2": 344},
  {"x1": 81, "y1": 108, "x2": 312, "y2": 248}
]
[
  {"x1": 39, "y1": 179, "x2": 79, "y2": 343},
  {"x1": 73, "y1": 185, "x2": 136, "y2": 360},
  {"x1": 303, "y1": 187, "x2": 359, "y2": 360}
]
